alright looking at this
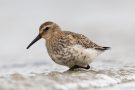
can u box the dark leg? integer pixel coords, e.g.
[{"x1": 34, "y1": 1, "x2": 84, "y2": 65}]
[
  {"x1": 84, "y1": 65, "x2": 90, "y2": 69},
  {"x1": 69, "y1": 65, "x2": 80, "y2": 70},
  {"x1": 69, "y1": 65, "x2": 90, "y2": 70}
]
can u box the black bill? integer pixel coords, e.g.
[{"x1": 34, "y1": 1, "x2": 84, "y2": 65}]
[{"x1": 27, "y1": 34, "x2": 41, "y2": 49}]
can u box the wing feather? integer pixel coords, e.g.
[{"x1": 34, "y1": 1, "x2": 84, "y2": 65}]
[{"x1": 64, "y1": 31, "x2": 102, "y2": 49}]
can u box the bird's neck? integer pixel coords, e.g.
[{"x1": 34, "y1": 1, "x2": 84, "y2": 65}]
[
  {"x1": 52, "y1": 28, "x2": 63, "y2": 38},
  {"x1": 46, "y1": 28, "x2": 64, "y2": 44},
  {"x1": 45, "y1": 29, "x2": 64, "y2": 54}
]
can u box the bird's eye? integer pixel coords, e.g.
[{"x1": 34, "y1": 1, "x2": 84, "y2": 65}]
[{"x1": 44, "y1": 27, "x2": 49, "y2": 31}]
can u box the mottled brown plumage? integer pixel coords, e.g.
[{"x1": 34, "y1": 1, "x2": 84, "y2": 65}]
[{"x1": 27, "y1": 21, "x2": 110, "y2": 70}]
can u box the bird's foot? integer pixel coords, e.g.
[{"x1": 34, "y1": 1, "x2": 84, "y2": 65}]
[{"x1": 69, "y1": 65, "x2": 90, "y2": 71}]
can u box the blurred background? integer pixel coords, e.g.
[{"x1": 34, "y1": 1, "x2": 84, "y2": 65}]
[{"x1": 0, "y1": 0, "x2": 135, "y2": 65}]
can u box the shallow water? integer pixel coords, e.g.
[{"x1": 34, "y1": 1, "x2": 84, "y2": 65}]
[{"x1": 0, "y1": 51, "x2": 135, "y2": 90}]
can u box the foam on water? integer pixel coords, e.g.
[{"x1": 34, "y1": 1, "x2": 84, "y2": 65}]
[{"x1": 0, "y1": 58, "x2": 135, "y2": 90}]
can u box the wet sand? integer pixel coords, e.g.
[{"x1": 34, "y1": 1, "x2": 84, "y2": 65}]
[{"x1": 0, "y1": 55, "x2": 135, "y2": 90}]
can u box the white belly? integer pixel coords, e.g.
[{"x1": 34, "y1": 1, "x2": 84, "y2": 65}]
[
  {"x1": 50, "y1": 45, "x2": 103, "y2": 67},
  {"x1": 69, "y1": 45, "x2": 102, "y2": 65}
]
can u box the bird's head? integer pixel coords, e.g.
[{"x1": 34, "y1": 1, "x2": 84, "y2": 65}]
[{"x1": 27, "y1": 21, "x2": 61, "y2": 49}]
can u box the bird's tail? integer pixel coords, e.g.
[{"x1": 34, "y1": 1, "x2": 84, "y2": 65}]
[
  {"x1": 102, "y1": 47, "x2": 111, "y2": 50},
  {"x1": 95, "y1": 47, "x2": 111, "y2": 51}
]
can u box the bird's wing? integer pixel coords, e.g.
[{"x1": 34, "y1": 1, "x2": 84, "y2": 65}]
[{"x1": 64, "y1": 31, "x2": 103, "y2": 49}]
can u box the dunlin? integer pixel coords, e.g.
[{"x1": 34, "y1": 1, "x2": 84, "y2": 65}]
[{"x1": 27, "y1": 21, "x2": 110, "y2": 70}]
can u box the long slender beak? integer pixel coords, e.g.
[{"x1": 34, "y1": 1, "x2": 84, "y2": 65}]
[{"x1": 27, "y1": 34, "x2": 41, "y2": 49}]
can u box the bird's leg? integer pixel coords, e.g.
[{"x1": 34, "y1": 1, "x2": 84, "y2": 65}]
[
  {"x1": 69, "y1": 65, "x2": 90, "y2": 70},
  {"x1": 69, "y1": 65, "x2": 80, "y2": 70},
  {"x1": 84, "y1": 65, "x2": 90, "y2": 69}
]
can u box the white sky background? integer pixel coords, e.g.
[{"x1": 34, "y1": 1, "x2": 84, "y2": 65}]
[{"x1": 0, "y1": 0, "x2": 135, "y2": 64}]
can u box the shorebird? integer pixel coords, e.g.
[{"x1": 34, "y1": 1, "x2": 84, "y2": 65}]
[{"x1": 27, "y1": 21, "x2": 110, "y2": 70}]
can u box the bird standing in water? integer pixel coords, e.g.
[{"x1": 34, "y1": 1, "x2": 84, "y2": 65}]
[{"x1": 27, "y1": 21, "x2": 110, "y2": 70}]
